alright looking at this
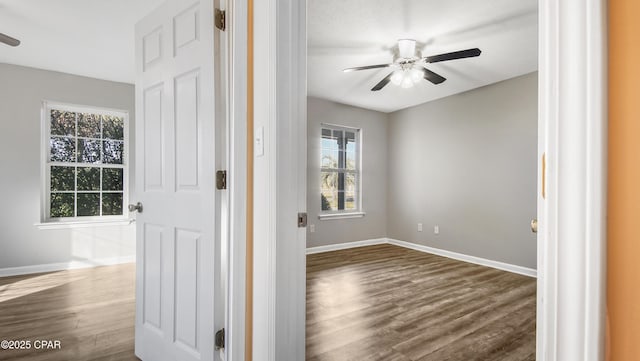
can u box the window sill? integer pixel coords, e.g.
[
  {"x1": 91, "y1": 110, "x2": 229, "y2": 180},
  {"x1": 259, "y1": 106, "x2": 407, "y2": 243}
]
[
  {"x1": 35, "y1": 219, "x2": 135, "y2": 230},
  {"x1": 318, "y1": 212, "x2": 366, "y2": 221}
]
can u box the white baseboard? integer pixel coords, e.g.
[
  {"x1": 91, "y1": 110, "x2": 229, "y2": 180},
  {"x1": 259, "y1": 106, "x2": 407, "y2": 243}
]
[
  {"x1": 306, "y1": 238, "x2": 387, "y2": 254},
  {"x1": 306, "y1": 238, "x2": 537, "y2": 278},
  {"x1": 0, "y1": 255, "x2": 136, "y2": 277},
  {"x1": 386, "y1": 238, "x2": 537, "y2": 278}
]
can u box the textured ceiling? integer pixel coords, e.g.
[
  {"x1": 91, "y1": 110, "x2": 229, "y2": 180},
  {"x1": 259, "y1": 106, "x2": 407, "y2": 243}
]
[
  {"x1": 308, "y1": 0, "x2": 538, "y2": 113},
  {"x1": 0, "y1": 0, "x2": 164, "y2": 83}
]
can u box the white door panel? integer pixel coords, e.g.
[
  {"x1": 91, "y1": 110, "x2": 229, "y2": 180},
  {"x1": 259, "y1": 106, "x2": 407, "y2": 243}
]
[{"x1": 134, "y1": 1, "x2": 222, "y2": 360}]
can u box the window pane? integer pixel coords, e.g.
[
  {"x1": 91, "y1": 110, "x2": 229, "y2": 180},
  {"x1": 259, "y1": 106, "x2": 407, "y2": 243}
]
[
  {"x1": 51, "y1": 166, "x2": 75, "y2": 191},
  {"x1": 103, "y1": 140, "x2": 124, "y2": 164},
  {"x1": 321, "y1": 149, "x2": 338, "y2": 168},
  {"x1": 78, "y1": 139, "x2": 101, "y2": 163},
  {"x1": 321, "y1": 171, "x2": 338, "y2": 211},
  {"x1": 77, "y1": 193, "x2": 100, "y2": 216},
  {"x1": 78, "y1": 113, "x2": 101, "y2": 138},
  {"x1": 77, "y1": 167, "x2": 100, "y2": 191},
  {"x1": 346, "y1": 151, "x2": 356, "y2": 170},
  {"x1": 50, "y1": 110, "x2": 76, "y2": 137},
  {"x1": 103, "y1": 115, "x2": 124, "y2": 140},
  {"x1": 345, "y1": 132, "x2": 356, "y2": 170},
  {"x1": 102, "y1": 168, "x2": 123, "y2": 191},
  {"x1": 321, "y1": 190, "x2": 337, "y2": 211},
  {"x1": 321, "y1": 129, "x2": 339, "y2": 150},
  {"x1": 102, "y1": 193, "x2": 123, "y2": 216},
  {"x1": 50, "y1": 137, "x2": 76, "y2": 162},
  {"x1": 321, "y1": 171, "x2": 337, "y2": 191},
  {"x1": 345, "y1": 173, "x2": 357, "y2": 193},
  {"x1": 345, "y1": 131, "x2": 355, "y2": 142},
  {"x1": 51, "y1": 193, "x2": 75, "y2": 218},
  {"x1": 345, "y1": 191, "x2": 357, "y2": 211}
]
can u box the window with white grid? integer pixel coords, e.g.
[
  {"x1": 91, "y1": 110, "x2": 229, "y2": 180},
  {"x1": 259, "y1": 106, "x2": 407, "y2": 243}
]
[
  {"x1": 42, "y1": 102, "x2": 128, "y2": 222},
  {"x1": 320, "y1": 124, "x2": 361, "y2": 213}
]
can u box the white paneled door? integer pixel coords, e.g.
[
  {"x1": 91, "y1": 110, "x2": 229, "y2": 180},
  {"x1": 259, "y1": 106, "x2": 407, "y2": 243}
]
[{"x1": 134, "y1": 1, "x2": 223, "y2": 361}]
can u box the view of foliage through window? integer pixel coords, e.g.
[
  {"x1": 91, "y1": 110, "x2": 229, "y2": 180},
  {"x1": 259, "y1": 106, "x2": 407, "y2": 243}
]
[
  {"x1": 48, "y1": 108, "x2": 126, "y2": 219},
  {"x1": 321, "y1": 126, "x2": 359, "y2": 212}
]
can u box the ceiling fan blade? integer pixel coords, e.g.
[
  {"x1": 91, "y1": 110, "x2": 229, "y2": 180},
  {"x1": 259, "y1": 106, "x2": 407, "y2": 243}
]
[
  {"x1": 0, "y1": 33, "x2": 20, "y2": 47},
  {"x1": 422, "y1": 67, "x2": 447, "y2": 84},
  {"x1": 371, "y1": 72, "x2": 394, "y2": 91},
  {"x1": 424, "y1": 48, "x2": 481, "y2": 63},
  {"x1": 343, "y1": 64, "x2": 391, "y2": 72}
]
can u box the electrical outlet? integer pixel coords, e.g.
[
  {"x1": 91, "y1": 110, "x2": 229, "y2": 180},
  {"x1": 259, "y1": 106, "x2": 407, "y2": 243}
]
[
  {"x1": 309, "y1": 224, "x2": 315, "y2": 233},
  {"x1": 434, "y1": 225, "x2": 440, "y2": 234},
  {"x1": 417, "y1": 223, "x2": 423, "y2": 232}
]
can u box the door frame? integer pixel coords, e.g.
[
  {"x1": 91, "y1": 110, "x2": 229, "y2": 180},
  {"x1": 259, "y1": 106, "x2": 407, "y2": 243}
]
[
  {"x1": 224, "y1": 0, "x2": 248, "y2": 359},
  {"x1": 248, "y1": 0, "x2": 608, "y2": 360}
]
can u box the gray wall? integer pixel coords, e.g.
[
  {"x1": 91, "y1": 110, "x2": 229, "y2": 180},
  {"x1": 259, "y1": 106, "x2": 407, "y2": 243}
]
[
  {"x1": 387, "y1": 72, "x2": 538, "y2": 268},
  {"x1": 307, "y1": 73, "x2": 538, "y2": 269},
  {"x1": 0, "y1": 63, "x2": 136, "y2": 270},
  {"x1": 307, "y1": 97, "x2": 389, "y2": 247}
]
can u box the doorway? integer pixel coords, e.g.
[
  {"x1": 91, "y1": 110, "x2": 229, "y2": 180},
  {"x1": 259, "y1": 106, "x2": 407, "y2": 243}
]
[
  {"x1": 251, "y1": 0, "x2": 607, "y2": 360},
  {"x1": 305, "y1": 1, "x2": 538, "y2": 359}
]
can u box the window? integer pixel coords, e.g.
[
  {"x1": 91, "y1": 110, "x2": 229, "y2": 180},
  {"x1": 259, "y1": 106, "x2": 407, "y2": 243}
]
[
  {"x1": 320, "y1": 124, "x2": 360, "y2": 213},
  {"x1": 42, "y1": 102, "x2": 128, "y2": 222}
]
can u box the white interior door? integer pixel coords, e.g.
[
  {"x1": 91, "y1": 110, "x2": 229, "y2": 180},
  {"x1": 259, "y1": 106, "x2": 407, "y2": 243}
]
[{"x1": 133, "y1": 1, "x2": 223, "y2": 360}]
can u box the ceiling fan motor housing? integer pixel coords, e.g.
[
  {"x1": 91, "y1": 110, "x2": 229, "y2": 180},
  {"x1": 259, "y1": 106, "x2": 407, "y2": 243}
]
[{"x1": 395, "y1": 39, "x2": 421, "y2": 63}]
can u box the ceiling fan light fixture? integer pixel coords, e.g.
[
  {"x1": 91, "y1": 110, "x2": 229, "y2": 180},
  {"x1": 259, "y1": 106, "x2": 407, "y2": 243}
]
[
  {"x1": 401, "y1": 75, "x2": 414, "y2": 89},
  {"x1": 410, "y1": 68, "x2": 424, "y2": 83},
  {"x1": 398, "y1": 39, "x2": 416, "y2": 59},
  {"x1": 391, "y1": 70, "x2": 404, "y2": 86}
]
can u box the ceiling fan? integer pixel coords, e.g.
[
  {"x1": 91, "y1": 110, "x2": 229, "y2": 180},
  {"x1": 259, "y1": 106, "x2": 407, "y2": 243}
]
[
  {"x1": 0, "y1": 33, "x2": 21, "y2": 47},
  {"x1": 343, "y1": 39, "x2": 481, "y2": 91}
]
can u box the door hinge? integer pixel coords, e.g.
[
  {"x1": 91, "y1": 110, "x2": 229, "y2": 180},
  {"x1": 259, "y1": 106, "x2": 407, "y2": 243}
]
[
  {"x1": 215, "y1": 8, "x2": 226, "y2": 31},
  {"x1": 216, "y1": 170, "x2": 227, "y2": 190},
  {"x1": 215, "y1": 328, "x2": 225, "y2": 350},
  {"x1": 298, "y1": 212, "x2": 308, "y2": 228}
]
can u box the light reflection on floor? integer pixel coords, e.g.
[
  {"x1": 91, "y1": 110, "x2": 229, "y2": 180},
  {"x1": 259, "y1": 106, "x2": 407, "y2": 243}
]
[{"x1": 0, "y1": 272, "x2": 86, "y2": 303}]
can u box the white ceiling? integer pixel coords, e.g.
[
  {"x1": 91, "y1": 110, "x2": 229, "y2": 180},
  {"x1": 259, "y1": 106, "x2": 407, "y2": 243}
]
[
  {"x1": 308, "y1": 0, "x2": 538, "y2": 113},
  {"x1": 0, "y1": 0, "x2": 164, "y2": 84}
]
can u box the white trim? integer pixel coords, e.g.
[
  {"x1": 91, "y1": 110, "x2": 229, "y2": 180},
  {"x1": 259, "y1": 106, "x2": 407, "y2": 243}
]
[
  {"x1": 35, "y1": 219, "x2": 134, "y2": 230},
  {"x1": 253, "y1": 0, "x2": 306, "y2": 360},
  {"x1": 387, "y1": 238, "x2": 537, "y2": 278},
  {"x1": 306, "y1": 238, "x2": 386, "y2": 254},
  {"x1": 226, "y1": 0, "x2": 247, "y2": 359},
  {"x1": 252, "y1": 0, "x2": 277, "y2": 359},
  {"x1": 318, "y1": 211, "x2": 365, "y2": 220},
  {"x1": 537, "y1": 0, "x2": 607, "y2": 360},
  {"x1": 306, "y1": 238, "x2": 537, "y2": 278},
  {"x1": 0, "y1": 255, "x2": 135, "y2": 278}
]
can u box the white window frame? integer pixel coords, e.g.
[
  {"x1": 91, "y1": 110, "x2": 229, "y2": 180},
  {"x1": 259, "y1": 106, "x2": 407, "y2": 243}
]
[
  {"x1": 40, "y1": 101, "x2": 130, "y2": 225},
  {"x1": 319, "y1": 123, "x2": 362, "y2": 217}
]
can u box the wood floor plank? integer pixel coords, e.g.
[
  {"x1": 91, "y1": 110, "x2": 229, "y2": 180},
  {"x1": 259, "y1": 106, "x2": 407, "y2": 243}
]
[
  {"x1": 0, "y1": 264, "x2": 138, "y2": 361},
  {"x1": 306, "y1": 244, "x2": 536, "y2": 361}
]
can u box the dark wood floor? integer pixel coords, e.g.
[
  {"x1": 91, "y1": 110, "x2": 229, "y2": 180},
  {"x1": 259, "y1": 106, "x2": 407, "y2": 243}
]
[
  {"x1": 306, "y1": 244, "x2": 537, "y2": 361},
  {"x1": 0, "y1": 264, "x2": 138, "y2": 361},
  {"x1": 0, "y1": 245, "x2": 535, "y2": 361}
]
